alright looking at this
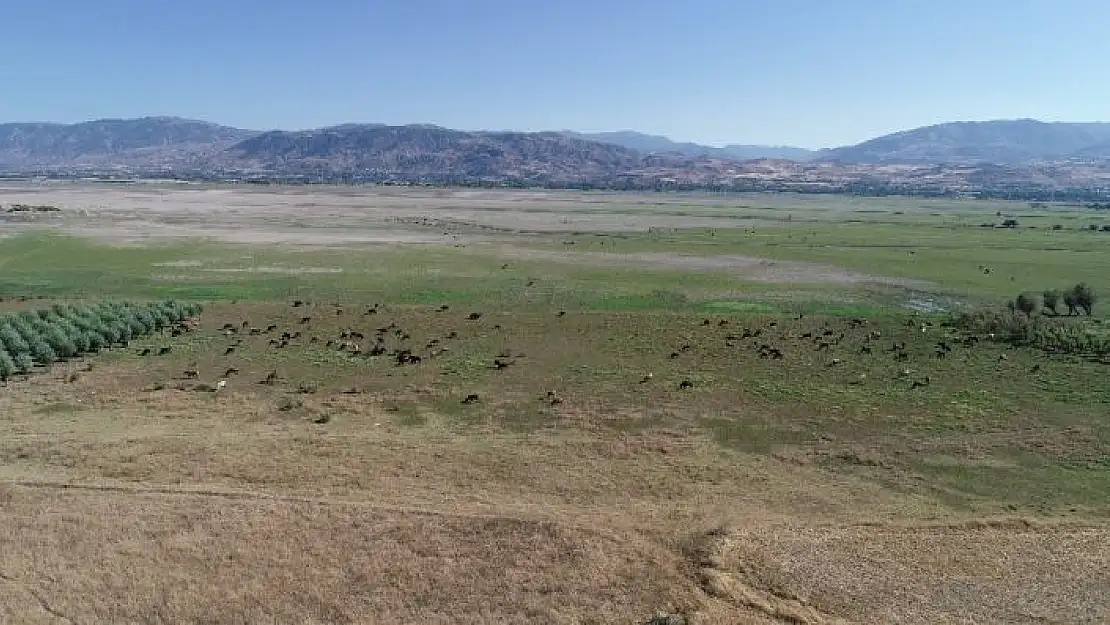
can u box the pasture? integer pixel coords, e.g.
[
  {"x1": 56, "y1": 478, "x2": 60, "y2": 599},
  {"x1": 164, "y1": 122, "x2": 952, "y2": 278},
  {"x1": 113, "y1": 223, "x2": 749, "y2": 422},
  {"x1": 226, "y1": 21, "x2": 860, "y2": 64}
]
[{"x1": 0, "y1": 183, "x2": 1108, "y2": 624}]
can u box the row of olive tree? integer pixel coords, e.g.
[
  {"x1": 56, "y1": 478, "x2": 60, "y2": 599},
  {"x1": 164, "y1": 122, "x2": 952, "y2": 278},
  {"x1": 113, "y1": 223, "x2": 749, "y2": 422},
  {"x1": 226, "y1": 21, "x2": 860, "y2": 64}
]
[
  {"x1": 0, "y1": 300, "x2": 202, "y2": 381},
  {"x1": 1012, "y1": 283, "x2": 1097, "y2": 317}
]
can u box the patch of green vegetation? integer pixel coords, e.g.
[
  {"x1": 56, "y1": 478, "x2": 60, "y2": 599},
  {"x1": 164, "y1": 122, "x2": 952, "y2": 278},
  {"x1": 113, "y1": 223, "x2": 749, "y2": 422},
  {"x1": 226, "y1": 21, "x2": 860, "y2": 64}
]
[{"x1": 33, "y1": 401, "x2": 84, "y2": 416}]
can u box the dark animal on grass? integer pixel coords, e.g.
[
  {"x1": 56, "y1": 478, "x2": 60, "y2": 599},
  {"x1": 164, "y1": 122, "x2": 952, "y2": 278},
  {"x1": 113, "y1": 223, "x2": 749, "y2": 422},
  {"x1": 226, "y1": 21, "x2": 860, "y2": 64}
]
[
  {"x1": 462, "y1": 394, "x2": 480, "y2": 404},
  {"x1": 719, "y1": 319, "x2": 729, "y2": 327},
  {"x1": 681, "y1": 344, "x2": 692, "y2": 352},
  {"x1": 437, "y1": 304, "x2": 449, "y2": 312},
  {"x1": 895, "y1": 352, "x2": 909, "y2": 361},
  {"x1": 242, "y1": 320, "x2": 250, "y2": 329},
  {"x1": 224, "y1": 346, "x2": 235, "y2": 355},
  {"x1": 395, "y1": 350, "x2": 421, "y2": 366},
  {"x1": 557, "y1": 311, "x2": 566, "y2": 317},
  {"x1": 139, "y1": 348, "x2": 151, "y2": 356},
  {"x1": 182, "y1": 367, "x2": 199, "y2": 379},
  {"x1": 365, "y1": 306, "x2": 379, "y2": 315},
  {"x1": 224, "y1": 367, "x2": 239, "y2": 377},
  {"x1": 349, "y1": 331, "x2": 364, "y2": 340},
  {"x1": 468, "y1": 312, "x2": 482, "y2": 320},
  {"x1": 494, "y1": 359, "x2": 512, "y2": 370},
  {"x1": 368, "y1": 343, "x2": 387, "y2": 356},
  {"x1": 741, "y1": 329, "x2": 754, "y2": 339},
  {"x1": 293, "y1": 300, "x2": 303, "y2": 307},
  {"x1": 250, "y1": 327, "x2": 262, "y2": 335},
  {"x1": 158, "y1": 346, "x2": 172, "y2": 356},
  {"x1": 816, "y1": 342, "x2": 830, "y2": 351},
  {"x1": 299, "y1": 316, "x2": 312, "y2": 325},
  {"x1": 702, "y1": 319, "x2": 711, "y2": 326},
  {"x1": 335, "y1": 308, "x2": 343, "y2": 316},
  {"x1": 446, "y1": 331, "x2": 458, "y2": 339},
  {"x1": 669, "y1": 352, "x2": 680, "y2": 359},
  {"x1": 911, "y1": 376, "x2": 931, "y2": 389},
  {"x1": 679, "y1": 380, "x2": 694, "y2": 389},
  {"x1": 309, "y1": 336, "x2": 319, "y2": 344},
  {"x1": 259, "y1": 371, "x2": 278, "y2": 385},
  {"x1": 266, "y1": 324, "x2": 278, "y2": 333},
  {"x1": 859, "y1": 345, "x2": 873, "y2": 355},
  {"x1": 801, "y1": 332, "x2": 812, "y2": 339}
]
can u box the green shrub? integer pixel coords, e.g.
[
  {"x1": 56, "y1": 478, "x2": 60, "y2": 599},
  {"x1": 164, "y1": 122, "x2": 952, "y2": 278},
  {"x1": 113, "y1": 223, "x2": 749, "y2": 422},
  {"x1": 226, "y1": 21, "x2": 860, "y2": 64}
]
[
  {"x1": 0, "y1": 348, "x2": 15, "y2": 381},
  {"x1": 1042, "y1": 289, "x2": 1061, "y2": 315},
  {"x1": 0, "y1": 322, "x2": 30, "y2": 356},
  {"x1": 13, "y1": 352, "x2": 33, "y2": 374},
  {"x1": 1070, "y1": 283, "x2": 1096, "y2": 316},
  {"x1": 1015, "y1": 293, "x2": 1039, "y2": 316}
]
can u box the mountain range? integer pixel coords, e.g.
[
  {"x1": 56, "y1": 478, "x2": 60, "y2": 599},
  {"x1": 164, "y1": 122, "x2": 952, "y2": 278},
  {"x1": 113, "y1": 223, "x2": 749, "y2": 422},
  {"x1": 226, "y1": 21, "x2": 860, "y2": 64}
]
[
  {"x1": 561, "y1": 131, "x2": 818, "y2": 161},
  {"x1": 2, "y1": 117, "x2": 1110, "y2": 188},
  {"x1": 818, "y1": 119, "x2": 1110, "y2": 164}
]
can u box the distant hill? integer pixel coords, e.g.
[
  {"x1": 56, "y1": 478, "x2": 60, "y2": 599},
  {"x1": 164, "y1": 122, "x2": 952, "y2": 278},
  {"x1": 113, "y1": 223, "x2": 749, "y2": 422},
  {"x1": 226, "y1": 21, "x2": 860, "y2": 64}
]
[
  {"x1": 819, "y1": 119, "x2": 1110, "y2": 164},
  {"x1": 565, "y1": 131, "x2": 816, "y2": 161},
  {"x1": 0, "y1": 117, "x2": 256, "y2": 167},
  {"x1": 222, "y1": 125, "x2": 649, "y2": 179},
  {"x1": 4, "y1": 116, "x2": 1110, "y2": 191}
]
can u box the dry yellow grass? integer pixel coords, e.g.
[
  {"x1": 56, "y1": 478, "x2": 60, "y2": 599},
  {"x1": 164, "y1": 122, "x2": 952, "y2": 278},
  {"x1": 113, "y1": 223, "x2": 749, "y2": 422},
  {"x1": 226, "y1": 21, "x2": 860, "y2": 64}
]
[
  {"x1": 2, "y1": 353, "x2": 1108, "y2": 624},
  {"x1": 1, "y1": 291, "x2": 1109, "y2": 624}
]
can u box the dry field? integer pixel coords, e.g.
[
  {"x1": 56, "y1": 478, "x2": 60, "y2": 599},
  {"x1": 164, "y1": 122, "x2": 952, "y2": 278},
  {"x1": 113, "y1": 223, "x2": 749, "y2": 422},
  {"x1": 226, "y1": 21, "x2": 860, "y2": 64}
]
[{"x1": 0, "y1": 183, "x2": 1108, "y2": 624}]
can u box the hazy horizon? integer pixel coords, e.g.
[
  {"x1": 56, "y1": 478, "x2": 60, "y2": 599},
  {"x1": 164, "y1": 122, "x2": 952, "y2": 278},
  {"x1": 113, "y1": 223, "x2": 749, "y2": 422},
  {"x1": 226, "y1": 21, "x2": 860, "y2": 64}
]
[{"x1": 2, "y1": 0, "x2": 1108, "y2": 149}]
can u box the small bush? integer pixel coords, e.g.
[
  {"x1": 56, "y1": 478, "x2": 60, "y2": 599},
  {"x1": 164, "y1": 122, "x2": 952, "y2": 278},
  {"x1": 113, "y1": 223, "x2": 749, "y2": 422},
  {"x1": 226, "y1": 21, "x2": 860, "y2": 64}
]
[
  {"x1": 0, "y1": 323, "x2": 30, "y2": 356},
  {"x1": 1071, "y1": 283, "x2": 1096, "y2": 316},
  {"x1": 277, "y1": 397, "x2": 303, "y2": 412},
  {"x1": 1015, "y1": 293, "x2": 1039, "y2": 317},
  {"x1": 0, "y1": 348, "x2": 15, "y2": 381},
  {"x1": 1042, "y1": 289, "x2": 1061, "y2": 316}
]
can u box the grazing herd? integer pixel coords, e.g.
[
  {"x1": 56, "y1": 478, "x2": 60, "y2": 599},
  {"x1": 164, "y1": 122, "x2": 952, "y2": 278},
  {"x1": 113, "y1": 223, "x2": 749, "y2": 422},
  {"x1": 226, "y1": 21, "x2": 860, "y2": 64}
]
[{"x1": 83, "y1": 297, "x2": 1032, "y2": 412}]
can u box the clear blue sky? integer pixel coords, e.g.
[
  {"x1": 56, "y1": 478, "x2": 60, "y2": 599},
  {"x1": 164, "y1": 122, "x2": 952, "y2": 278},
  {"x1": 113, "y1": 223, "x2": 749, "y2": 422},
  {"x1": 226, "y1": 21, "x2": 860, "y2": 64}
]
[{"x1": 2, "y1": 0, "x2": 1107, "y2": 148}]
